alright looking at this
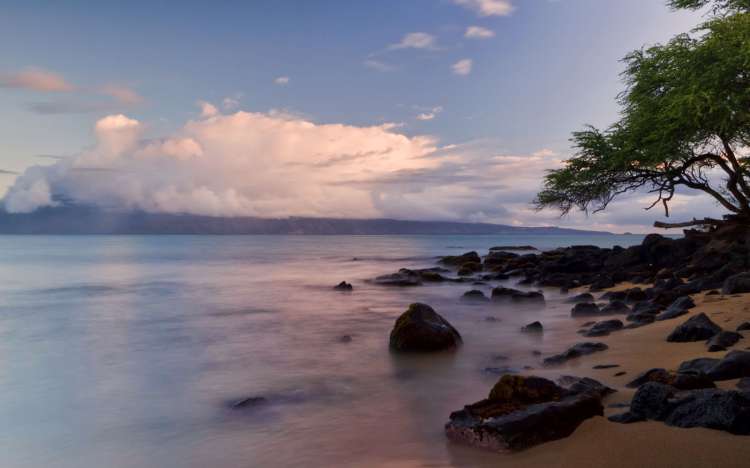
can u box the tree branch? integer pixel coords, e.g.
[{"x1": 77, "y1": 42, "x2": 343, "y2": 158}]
[{"x1": 653, "y1": 217, "x2": 724, "y2": 229}]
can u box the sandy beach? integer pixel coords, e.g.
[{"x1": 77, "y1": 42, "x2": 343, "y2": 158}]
[{"x1": 440, "y1": 286, "x2": 750, "y2": 468}]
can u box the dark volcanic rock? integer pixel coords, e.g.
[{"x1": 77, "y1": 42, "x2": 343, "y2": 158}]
[
  {"x1": 593, "y1": 364, "x2": 620, "y2": 369},
  {"x1": 557, "y1": 375, "x2": 615, "y2": 397},
  {"x1": 722, "y1": 272, "x2": 750, "y2": 295},
  {"x1": 458, "y1": 263, "x2": 482, "y2": 276},
  {"x1": 666, "y1": 313, "x2": 722, "y2": 342},
  {"x1": 601, "y1": 291, "x2": 627, "y2": 302},
  {"x1": 490, "y1": 245, "x2": 537, "y2": 251},
  {"x1": 611, "y1": 382, "x2": 750, "y2": 434},
  {"x1": 678, "y1": 357, "x2": 721, "y2": 375},
  {"x1": 543, "y1": 342, "x2": 608, "y2": 366},
  {"x1": 626, "y1": 311, "x2": 656, "y2": 325},
  {"x1": 663, "y1": 388, "x2": 750, "y2": 434},
  {"x1": 705, "y1": 351, "x2": 750, "y2": 381},
  {"x1": 571, "y1": 302, "x2": 602, "y2": 317},
  {"x1": 491, "y1": 287, "x2": 545, "y2": 303},
  {"x1": 231, "y1": 396, "x2": 268, "y2": 409},
  {"x1": 625, "y1": 368, "x2": 714, "y2": 390},
  {"x1": 628, "y1": 382, "x2": 676, "y2": 420},
  {"x1": 601, "y1": 301, "x2": 630, "y2": 314},
  {"x1": 656, "y1": 296, "x2": 695, "y2": 321},
  {"x1": 389, "y1": 303, "x2": 461, "y2": 352},
  {"x1": 444, "y1": 375, "x2": 605, "y2": 452},
  {"x1": 521, "y1": 321, "x2": 543, "y2": 333},
  {"x1": 566, "y1": 293, "x2": 595, "y2": 304},
  {"x1": 583, "y1": 319, "x2": 623, "y2": 337},
  {"x1": 707, "y1": 331, "x2": 743, "y2": 352},
  {"x1": 374, "y1": 267, "x2": 451, "y2": 286},
  {"x1": 333, "y1": 281, "x2": 353, "y2": 291},
  {"x1": 461, "y1": 289, "x2": 490, "y2": 302},
  {"x1": 441, "y1": 251, "x2": 482, "y2": 267},
  {"x1": 624, "y1": 287, "x2": 648, "y2": 303}
]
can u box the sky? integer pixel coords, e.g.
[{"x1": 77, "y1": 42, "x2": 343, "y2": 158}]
[{"x1": 0, "y1": 0, "x2": 718, "y2": 233}]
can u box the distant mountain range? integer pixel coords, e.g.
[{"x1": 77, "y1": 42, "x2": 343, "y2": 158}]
[{"x1": 0, "y1": 206, "x2": 613, "y2": 235}]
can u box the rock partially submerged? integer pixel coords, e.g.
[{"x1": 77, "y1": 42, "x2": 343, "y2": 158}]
[
  {"x1": 566, "y1": 293, "x2": 595, "y2": 304},
  {"x1": 543, "y1": 342, "x2": 608, "y2": 366},
  {"x1": 333, "y1": 281, "x2": 353, "y2": 291},
  {"x1": 440, "y1": 251, "x2": 482, "y2": 267},
  {"x1": 570, "y1": 302, "x2": 602, "y2": 317},
  {"x1": 582, "y1": 319, "x2": 623, "y2": 337},
  {"x1": 521, "y1": 321, "x2": 543, "y2": 333},
  {"x1": 461, "y1": 289, "x2": 490, "y2": 302},
  {"x1": 389, "y1": 303, "x2": 462, "y2": 352},
  {"x1": 491, "y1": 287, "x2": 545, "y2": 304},
  {"x1": 445, "y1": 375, "x2": 607, "y2": 452},
  {"x1": 373, "y1": 268, "x2": 453, "y2": 287},
  {"x1": 666, "y1": 313, "x2": 722, "y2": 342}
]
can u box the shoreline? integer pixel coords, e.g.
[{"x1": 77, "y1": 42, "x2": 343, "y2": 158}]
[{"x1": 443, "y1": 285, "x2": 750, "y2": 468}]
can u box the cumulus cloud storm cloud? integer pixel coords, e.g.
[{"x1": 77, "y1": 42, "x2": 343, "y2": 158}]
[
  {"x1": 2, "y1": 105, "x2": 727, "y2": 232},
  {"x1": 3, "y1": 109, "x2": 444, "y2": 218}
]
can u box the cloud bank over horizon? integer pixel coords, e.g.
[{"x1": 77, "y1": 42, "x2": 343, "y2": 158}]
[{"x1": 2, "y1": 104, "x2": 727, "y2": 233}]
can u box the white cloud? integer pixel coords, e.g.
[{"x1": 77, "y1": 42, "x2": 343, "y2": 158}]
[
  {"x1": 452, "y1": 59, "x2": 473, "y2": 75},
  {"x1": 464, "y1": 26, "x2": 495, "y2": 39},
  {"x1": 363, "y1": 59, "x2": 395, "y2": 72},
  {"x1": 197, "y1": 100, "x2": 219, "y2": 118},
  {"x1": 454, "y1": 0, "x2": 515, "y2": 16},
  {"x1": 0, "y1": 68, "x2": 75, "y2": 92},
  {"x1": 274, "y1": 76, "x2": 290, "y2": 85},
  {"x1": 389, "y1": 32, "x2": 437, "y2": 50},
  {"x1": 415, "y1": 106, "x2": 443, "y2": 121},
  {"x1": 3, "y1": 110, "x2": 439, "y2": 218}
]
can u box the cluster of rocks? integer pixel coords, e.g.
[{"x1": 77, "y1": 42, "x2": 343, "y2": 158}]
[
  {"x1": 610, "y1": 352, "x2": 750, "y2": 433},
  {"x1": 445, "y1": 374, "x2": 613, "y2": 452},
  {"x1": 374, "y1": 225, "x2": 750, "y2": 451},
  {"x1": 371, "y1": 224, "x2": 750, "y2": 305},
  {"x1": 667, "y1": 312, "x2": 744, "y2": 352}
]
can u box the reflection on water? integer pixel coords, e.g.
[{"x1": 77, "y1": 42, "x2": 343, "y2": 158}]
[{"x1": 0, "y1": 234, "x2": 643, "y2": 467}]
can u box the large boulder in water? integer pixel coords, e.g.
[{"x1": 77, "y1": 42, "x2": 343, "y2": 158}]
[
  {"x1": 389, "y1": 303, "x2": 462, "y2": 352},
  {"x1": 445, "y1": 374, "x2": 605, "y2": 452},
  {"x1": 666, "y1": 313, "x2": 721, "y2": 342}
]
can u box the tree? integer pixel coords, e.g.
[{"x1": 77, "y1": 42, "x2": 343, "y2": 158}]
[{"x1": 534, "y1": 1, "x2": 750, "y2": 228}]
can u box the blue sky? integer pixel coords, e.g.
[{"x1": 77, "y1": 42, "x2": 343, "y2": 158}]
[{"x1": 0, "y1": 1, "x2": 713, "y2": 232}]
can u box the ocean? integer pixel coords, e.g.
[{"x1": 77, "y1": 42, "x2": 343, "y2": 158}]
[{"x1": 0, "y1": 234, "x2": 645, "y2": 467}]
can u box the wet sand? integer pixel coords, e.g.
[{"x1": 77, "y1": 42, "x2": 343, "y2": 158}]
[{"x1": 431, "y1": 286, "x2": 750, "y2": 468}]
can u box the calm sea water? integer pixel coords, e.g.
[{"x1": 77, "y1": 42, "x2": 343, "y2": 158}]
[{"x1": 0, "y1": 234, "x2": 645, "y2": 468}]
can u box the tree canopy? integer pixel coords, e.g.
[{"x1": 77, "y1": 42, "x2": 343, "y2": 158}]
[{"x1": 535, "y1": 1, "x2": 750, "y2": 226}]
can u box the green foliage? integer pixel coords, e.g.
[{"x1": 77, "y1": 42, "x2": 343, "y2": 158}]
[
  {"x1": 535, "y1": 6, "x2": 750, "y2": 218},
  {"x1": 668, "y1": 0, "x2": 750, "y2": 14}
]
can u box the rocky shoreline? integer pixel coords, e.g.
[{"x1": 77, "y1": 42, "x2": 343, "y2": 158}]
[{"x1": 378, "y1": 225, "x2": 750, "y2": 454}]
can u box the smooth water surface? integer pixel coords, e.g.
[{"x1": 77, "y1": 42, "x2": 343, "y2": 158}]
[{"x1": 0, "y1": 234, "x2": 644, "y2": 467}]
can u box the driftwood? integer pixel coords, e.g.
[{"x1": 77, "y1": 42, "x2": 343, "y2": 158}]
[{"x1": 653, "y1": 218, "x2": 724, "y2": 229}]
